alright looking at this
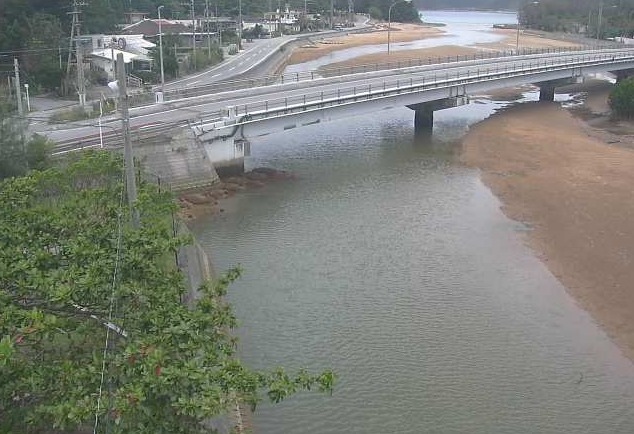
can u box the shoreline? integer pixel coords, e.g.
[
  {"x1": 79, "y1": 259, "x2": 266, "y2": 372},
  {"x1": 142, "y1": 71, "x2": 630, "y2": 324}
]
[
  {"x1": 186, "y1": 26, "x2": 634, "y2": 362},
  {"x1": 460, "y1": 88, "x2": 634, "y2": 362}
]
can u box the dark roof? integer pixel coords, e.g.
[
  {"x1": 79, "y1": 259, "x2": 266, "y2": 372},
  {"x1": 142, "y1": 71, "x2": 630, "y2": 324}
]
[{"x1": 120, "y1": 19, "x2": 189, "y2": 37}]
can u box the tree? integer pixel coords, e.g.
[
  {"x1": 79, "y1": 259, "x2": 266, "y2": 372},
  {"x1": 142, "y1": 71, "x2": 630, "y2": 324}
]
[
  {"x1": 0, "y1": 152, "x2": 335, "y2": 433},
  {"x1": 609, "y1": 77, "x2": 634, "y2": 119},
  {"x1": 0, "y1": 97, "x2": 52, "y2": 180},
  {"x1": 148, "y1": 34, "x2": 180, "y2": 79}
]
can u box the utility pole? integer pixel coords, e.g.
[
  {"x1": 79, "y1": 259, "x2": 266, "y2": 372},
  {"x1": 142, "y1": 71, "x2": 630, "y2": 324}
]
[
  {"x1": 330, "y1": 0, "x2": 334, "y2": 29},
  {"x1": 597, "y1": 0, "x2": 604, "y2": 40},
  {"x1": 116, "y1": 53, "x2": 139, "y2": 227},
  {"x1": 238, "y1": 0, "x2": 243, "y2": 51},
  {"x1": 67, "y1": 1, "x2": 86, "y2": 105},
  {"x1": 205, "y1": 0, "x2": 211, "y2": 56},
  {"x1": 216, "y1": 2, "x2": 222, "y2": 47},
  {"x1": 13, "y1": 58, "x2": 23, "y2": 116},
  {"x1": 191, "y1": 0, "x2": 196, "y2": 67}
]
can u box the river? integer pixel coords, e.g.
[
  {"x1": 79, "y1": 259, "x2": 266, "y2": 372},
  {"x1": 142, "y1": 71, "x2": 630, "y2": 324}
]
[{"x1": 189, "y1": 11, "x2": 634, "y2": 433}]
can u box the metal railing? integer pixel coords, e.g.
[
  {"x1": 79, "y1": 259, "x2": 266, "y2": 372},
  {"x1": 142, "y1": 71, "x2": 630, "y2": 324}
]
[
  {"x1": 199, "y1": 50, "x2": 634, "y2": 134},
  {"x1": 159, "y1": 45, "x2": 624, "y2": 104}
]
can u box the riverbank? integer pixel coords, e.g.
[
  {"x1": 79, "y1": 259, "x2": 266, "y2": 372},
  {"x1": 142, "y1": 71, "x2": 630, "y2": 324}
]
[
  {"x1": 179, "y1": 168, "x2": 296, "y2": 220},
  {"x1": 287, "y1": 23, "x2": 444, "y2": 65},
  {"x1": 461, "y1": 87, "x2": 634, "y2": 361}
]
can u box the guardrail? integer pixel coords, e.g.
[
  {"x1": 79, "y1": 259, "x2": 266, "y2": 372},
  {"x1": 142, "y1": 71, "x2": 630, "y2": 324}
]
[
  {"x1": 159, "y1": 45, "x2": 618, "y2": 104},
  {"x1": 200, "y1": 50, "x2": 634, "y2": 133}
]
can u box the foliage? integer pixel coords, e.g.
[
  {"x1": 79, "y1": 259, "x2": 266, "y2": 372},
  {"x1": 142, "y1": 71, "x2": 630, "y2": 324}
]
[
  {"x1": 0, "y1": 151, "x2": 335, "y2": 433},
  {"x1": 519, "y1": 0, "x2": 634, "y2": 37},
  {"x1": 609, "y1": 77, "x2": 634, "y2": 119},
  {"x1": 148, "y1": 34, "x2": 180, "y2": 79},
  {"x1": 0, "y1": 99, "x2": 52, "y2": 180},
  {"x1": 48, "y1": 107, "x2": 94, "y2": 124}
]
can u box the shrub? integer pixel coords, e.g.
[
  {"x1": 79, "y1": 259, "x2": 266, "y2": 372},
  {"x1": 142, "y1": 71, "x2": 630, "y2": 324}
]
[{"x1": 609, "y1": 77, "x2": 634, "y2": 119}]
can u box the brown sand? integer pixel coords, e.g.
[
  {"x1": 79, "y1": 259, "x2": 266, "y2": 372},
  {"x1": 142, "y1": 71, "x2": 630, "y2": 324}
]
[
  {"x1": 461, "y1": 101, "x2": 634, "y2": 361},
  {"x1": 318, "y1": 45, "x2": 479, "y2": 74},
  {"x1": 287, "y1": 23, "x2": 443, "y2": 65},
  {"x1": 480, "y1": 29, "x2": 581, "y2": 51}
]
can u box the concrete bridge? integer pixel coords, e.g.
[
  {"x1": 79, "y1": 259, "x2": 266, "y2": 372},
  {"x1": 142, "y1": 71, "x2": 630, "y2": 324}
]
[
  {"x1": 49, "y1": 47, "x2": 634, "y2": 184},
  {"x1": 191, "y1": 47, "x2": 634, "y2": 176}
]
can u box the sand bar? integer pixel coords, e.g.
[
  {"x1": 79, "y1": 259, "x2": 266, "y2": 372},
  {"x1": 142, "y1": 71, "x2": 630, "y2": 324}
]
[{"x1": 461, "y1": 101, "x2": 634, "y2": 361}]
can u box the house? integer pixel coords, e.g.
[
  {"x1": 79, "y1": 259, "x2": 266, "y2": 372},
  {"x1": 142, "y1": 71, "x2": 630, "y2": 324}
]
[
  {"x1": 125, "y1": 12, "x2": 150, "y2": 24},
  {"x1": 85, "y1": 34, "x2": 155, "y2": 80},
  {"x1": 120, "y1": 19, "x2": 190, "y2": 38},
  {"x1": 264, "y1": 6, "x2": 301, "y2": 34}
]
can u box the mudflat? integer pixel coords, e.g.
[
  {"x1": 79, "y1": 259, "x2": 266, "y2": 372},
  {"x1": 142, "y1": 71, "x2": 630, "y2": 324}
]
[{"x1": 461, "y1": 100, "x2": 634, "y2": 361}]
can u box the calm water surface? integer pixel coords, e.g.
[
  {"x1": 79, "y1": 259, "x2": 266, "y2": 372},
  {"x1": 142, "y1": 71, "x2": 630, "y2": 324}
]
[
  {"x1": 190, "y1": 11, "x2": 634, "y2": 433},
  {"x1": 286, "y1": 10, "x2": 517, "y2": 74}
]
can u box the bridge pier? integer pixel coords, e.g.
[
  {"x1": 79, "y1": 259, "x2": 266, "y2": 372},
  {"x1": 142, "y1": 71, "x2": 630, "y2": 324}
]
[
  {"x1": 200, "y1": 137, "x2": 250, "y2": 178},
  {"x1": 539, "y1": 84, "x2": 556, "y2": 102},
  {"x1": 408, "y1": 97, "x2": 468, "y2": 135},
  {"x1": 613, "y1": 69, "x2": 634, "y2": 83},
  {"x1": 414, "y1": 107, "x2": 434, "y2": 134},
  {"x1": 537, "y1": 78, "x2": 581, "y2": 102}
]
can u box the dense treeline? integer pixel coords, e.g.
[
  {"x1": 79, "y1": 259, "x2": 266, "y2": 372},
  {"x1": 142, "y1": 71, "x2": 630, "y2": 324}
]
[
  {"x1": 412, "y1": 0, "x2": 515, "y2": 10},
  {"x1": 0, "y1": 0, "x2": 418, "y2": 92},
  {"x1": 520, "y1": 0, "x2": 634, "y2": 37}
]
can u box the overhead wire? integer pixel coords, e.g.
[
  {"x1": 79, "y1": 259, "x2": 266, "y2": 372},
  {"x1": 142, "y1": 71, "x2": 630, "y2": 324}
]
[{"x1": 93, "y1": 158, "x2": 127, "y2": 434}]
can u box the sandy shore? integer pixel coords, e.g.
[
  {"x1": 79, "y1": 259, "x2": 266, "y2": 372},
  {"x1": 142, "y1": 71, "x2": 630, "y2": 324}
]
[
  {"x1": 461, "y1": 96, "x2": 634, "y2": 361},
  {"x1": 286, "y1": 25, "x2": 581, "y2": 76},
  {"x1": 287, "y1": 23, "x2": 444, "y2": 65}
]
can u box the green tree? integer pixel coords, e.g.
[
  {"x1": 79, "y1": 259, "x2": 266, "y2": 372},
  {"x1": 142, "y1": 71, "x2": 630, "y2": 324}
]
[
  {"x1": 0, "y1": 98, "x2": 52, "y2": 179},
  {"x1": 148, "y1": 34, "x2": 180, "y2": 79},
  {"x1": 0, "y1": 152, "x2": 335, "y2": 433},
  {"x1": 609, "y1": 77, "x2": 634, "y2": 119}
]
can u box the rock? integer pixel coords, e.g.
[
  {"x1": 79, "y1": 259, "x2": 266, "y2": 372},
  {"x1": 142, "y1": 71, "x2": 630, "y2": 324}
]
[{"x1": 180, "y1": 193, "x2": 213, "y2": 205}]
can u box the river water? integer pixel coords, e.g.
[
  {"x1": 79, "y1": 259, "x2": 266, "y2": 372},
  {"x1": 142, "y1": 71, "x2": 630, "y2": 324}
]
[{"x1": 190, "y1": 11, "x2": 634, "y2": 433}]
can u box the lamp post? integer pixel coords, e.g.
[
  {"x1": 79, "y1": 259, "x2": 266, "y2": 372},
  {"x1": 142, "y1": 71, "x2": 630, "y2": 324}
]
[
  {"x1": 158, "y1": 5, "x2": 166, "y2": 95},
  {"x1": 387, "y1": 0, "x2": 412, "y2": 55},
  {"x1": 516, "y1": 1, "x2": 539, "y2": 53},
  {"x1": 23, "y1": 83, "x2": 30, "y2": 112}
]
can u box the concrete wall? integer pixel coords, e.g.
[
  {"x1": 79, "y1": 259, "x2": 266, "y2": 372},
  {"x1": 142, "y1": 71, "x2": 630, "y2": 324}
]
[{"x1": 135, "y1": 127, "x2": 220, "y2": 191}]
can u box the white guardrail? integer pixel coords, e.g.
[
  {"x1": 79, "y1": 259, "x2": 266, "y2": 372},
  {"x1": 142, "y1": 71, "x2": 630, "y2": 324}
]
[{"x1": 195, "y1": 49, "x2": 634, "y2": 134}]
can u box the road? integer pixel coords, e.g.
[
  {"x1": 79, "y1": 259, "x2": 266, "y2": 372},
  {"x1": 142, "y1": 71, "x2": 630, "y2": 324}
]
[
  {"x1": 45, "y1": 47, "x2": 634, "y2": 152},
  {"x1": 161, "y1": 15, "x2": 372, "y2": 89}
]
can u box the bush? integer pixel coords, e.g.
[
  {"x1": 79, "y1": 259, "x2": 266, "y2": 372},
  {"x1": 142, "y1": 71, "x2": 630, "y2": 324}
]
[{"x1": 609, "y1": 77, "x2": 634, "y2": 119}]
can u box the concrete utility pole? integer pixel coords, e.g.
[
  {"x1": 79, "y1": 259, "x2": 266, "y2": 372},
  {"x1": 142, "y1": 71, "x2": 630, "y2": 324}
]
[
  {"x1": 158, "y1": 5, "x2": 166, "y2": 94},
  {"x1": 238, "y1": 0, "x2": 243, "y2": 51},
  {"x1": 191, "y1": 0, "x2": 196, "y2": 67},
  {"x1": 116, "y1": 52, "x2": 139, "y2": 227},
  {"x1": 216, "y1": 2, "x2": 222, "y2": 47},
  {"x1": 330, "y1": 0, "x2": 334, "y2": 29},
  {"x1": 13, "y1": 58, "x2": 23, "y2": 116},
  {"x1": 597, "y1": 0, "x2": 604, "y2": 40},
  {"x1": 68, "y1": 0, "x2": 86, "y2": 106},
  {"x1": 205, "y1": 0, "x2": 211, "y2": 56}
]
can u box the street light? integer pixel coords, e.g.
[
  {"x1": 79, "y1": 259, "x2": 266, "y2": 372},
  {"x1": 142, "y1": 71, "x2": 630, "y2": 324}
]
[
  {"x1": 387, "y1": 0, "x2": 412, "y2": 55},
  {"x1": 23, "y1": 83, "x2": 30, "y2": 112},
  {"x1": 516, "y1": 1, "x2": 539, "y2": 53},
  {"x1": 158, "y1": 5, "x2": 166, "y2": 95}
]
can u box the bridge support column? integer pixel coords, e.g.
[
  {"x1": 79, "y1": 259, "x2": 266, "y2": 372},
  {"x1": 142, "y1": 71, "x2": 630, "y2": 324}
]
[
  {"x1": 539, "y1": 84, "x2": 556, "y2": 102},
  {"x1": 613, "y1": 69, "x2": 634, "y2": 83},
  {"x1": 201, "y1": 137, "x2": 250, "y2": 178},
  {"x1": 414, "y1": 107, "x2": 434, "y2": 134},
  {"x1": 408, "y1": 97, "x2": 468, "y2": 135}
]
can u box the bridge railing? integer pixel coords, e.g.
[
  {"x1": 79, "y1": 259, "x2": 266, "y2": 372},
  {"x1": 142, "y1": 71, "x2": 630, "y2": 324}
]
[
  {"x1": 157, "y1": 44, "x2": 620, "y2": 105},
  {"x1": 198, "y1": 50, "x2": 634, "y2": 135}
]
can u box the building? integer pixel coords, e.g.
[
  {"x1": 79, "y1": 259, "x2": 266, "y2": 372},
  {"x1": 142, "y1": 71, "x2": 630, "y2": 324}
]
[{"x1": 84, "y1": 34, "x2": 155, "y2": 80}]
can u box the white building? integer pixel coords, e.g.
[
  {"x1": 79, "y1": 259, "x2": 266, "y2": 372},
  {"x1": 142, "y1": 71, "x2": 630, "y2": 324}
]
[{"x1": 85, "y1": 34, "x2": 155, "y2": 80}]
